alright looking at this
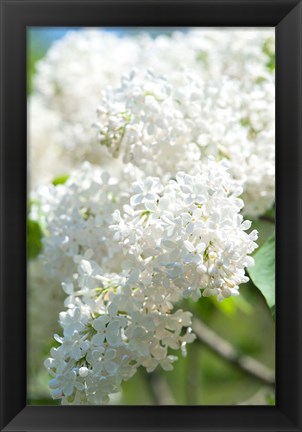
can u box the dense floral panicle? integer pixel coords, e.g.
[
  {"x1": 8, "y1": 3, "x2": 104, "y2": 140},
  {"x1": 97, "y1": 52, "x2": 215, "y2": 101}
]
[
  {"x1": 33, "y1": 30, "x2": 140, "y2": 159},
  {"x1": 31, "y1": 30, "x2": 275, "y2": 216},
  {"x1": 183, "y1": 30, "x2": 275, "y2": 217},
  {"x1": 33, "y1": 161, "x2": 141, "y2": 281},
  {"x1": 95, "y1": 70, "x2": 249, "y2": 174},
  {"x1": 185, "y1": 29, "x2": 274, "y2": 81},
  {"x1": 29, "y1": 162, "x2": 129, "y2": 375},
  {"x1": 44, "y1": 159, "x2": 257, "y2": 405},
  {"x1": 110, "y1": 159, "x2": 258, "y2": 302},
  {"x1": 95, "y1": 69, "x2": 274, "y2": 217},
  {"x1": 44, "y1": 262, "x2": 195, "y2": 404},
  {"x1": 33, "y1": 29, "x2": 274, "y2": 126},
  {"x1": 235, "y1": 74, "x2": 275, "y2": 217}
]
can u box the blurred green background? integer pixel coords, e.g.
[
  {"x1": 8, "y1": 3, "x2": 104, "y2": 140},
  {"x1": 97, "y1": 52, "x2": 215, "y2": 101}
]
[{"x1": 27, "y1": 28, "x2": 275, "y2": 406}]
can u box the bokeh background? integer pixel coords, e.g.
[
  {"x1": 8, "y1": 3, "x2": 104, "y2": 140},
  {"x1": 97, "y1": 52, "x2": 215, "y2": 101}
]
[{"x1": 27, "y1": 27, "x2": 275, "y2": 406}]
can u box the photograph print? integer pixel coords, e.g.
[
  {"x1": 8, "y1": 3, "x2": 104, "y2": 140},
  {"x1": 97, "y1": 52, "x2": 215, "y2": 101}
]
[{"x1": 27, "y1": 27, "x2": 275, "y2": 406}]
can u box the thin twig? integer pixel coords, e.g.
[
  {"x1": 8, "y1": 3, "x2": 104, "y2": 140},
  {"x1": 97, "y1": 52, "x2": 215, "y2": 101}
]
[
  {"x1": 144, "y1": 369, "x2": 176, "y2": 405},
  {"x1": 192, "y1": 318, "x2": 275, "y2": 386},
  {"x1": 185, "y1": 343, "x2": 200, "y2": 405}
]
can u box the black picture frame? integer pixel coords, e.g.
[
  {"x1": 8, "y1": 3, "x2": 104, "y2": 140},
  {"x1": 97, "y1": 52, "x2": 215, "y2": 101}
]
[{"x1": 0, "y1": 0, "x2": 301, "y2": 431}]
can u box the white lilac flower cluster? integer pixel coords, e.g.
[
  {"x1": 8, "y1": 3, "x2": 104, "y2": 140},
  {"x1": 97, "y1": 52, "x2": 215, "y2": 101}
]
[
  {"x1": 234, "y1": 75, "x2": 275, "y2": 217},
  {"x1": 34, "y1": 162, "x2": 139, "y2": 281},
  {"x1": 178, "y1": 30, "x2": 275, "y2": 217},
  {"x1": 110, "y1": 159, "x2": 258, "y2": 302},
  {"x1": 95, "y1": 69, "x2": 274, "y2": 217},
  {"x1": 30, "y1": 29, "x2": 275, "y2": 218},
  {"x1": 29, "y1": 161, "x2": 137, "y2": 373},
  {"x1": 45, "y1": 267, "x2": 195, "y2": 404},
  {"x1": 33, "y1": 30, "x2": 140, "y2": 156},
  {"x1": 43, "y1": 159, "x2": 258, "y2": 404},
  {"x1": 95, "y1": 70, "x2": 247, "y2": 176},
  {"x1": 186, "y1": 29, "x2": 274, "y2": 81}
]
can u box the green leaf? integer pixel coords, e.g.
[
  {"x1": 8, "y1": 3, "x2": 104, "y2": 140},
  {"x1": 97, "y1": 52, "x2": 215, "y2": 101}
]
[
  {"x1": 27, "y1": 219, "x2": 43, "y2": 259},
  {"x1": 248, "y1": 235, "x2": 275, "y2": 317},
  {"x1": 52, "y1": 174, "x2": 69, "y2": 186}
]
